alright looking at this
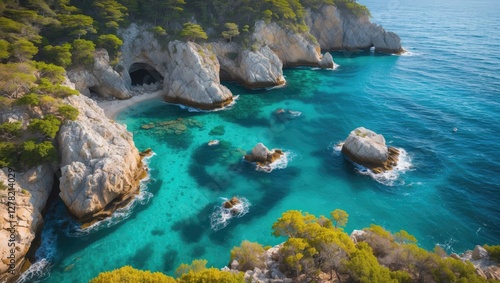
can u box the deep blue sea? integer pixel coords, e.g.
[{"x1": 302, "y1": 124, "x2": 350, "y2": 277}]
[{"x1": 21, "y1": 0, "x2": 500, "y2": 282}]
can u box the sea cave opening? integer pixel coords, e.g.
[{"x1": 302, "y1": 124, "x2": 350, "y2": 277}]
[{"x1": 128, "y1": 63, "x2": 164, "y2": 86}]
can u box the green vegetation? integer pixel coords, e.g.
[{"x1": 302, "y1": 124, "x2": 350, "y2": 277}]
[
  {"x1": 91, "y1": 210, "x2": 499, "y2": 282},
  {"x1": 180, "y1": 23, "x2": 208, "y2": 42},
  {"x1": 484, "y1": 245, "x2": 500, "y2": 262},
  {"x1": 221, "y1": 23, "x2": 240, "y2": 42},
  {"x1": 91, "y1": 263, "x2": 244, "y2": 283},
  {"x1": 230, "y1": 241, "x2": 266, "y2": 271},
  {"x1": 90, "y1": 266, "x2": 176, "y2": 283}
]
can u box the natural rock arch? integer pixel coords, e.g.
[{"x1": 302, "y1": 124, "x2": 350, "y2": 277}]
[{"x1": 128, "y1": 62, "x2": 164, "y2": 86}]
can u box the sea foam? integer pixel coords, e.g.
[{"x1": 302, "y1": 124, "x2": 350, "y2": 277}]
[
  {"x1": 332, "y1": 143, "x2": 412, "y2": 186},
  {"x1": 210, "y1": 197, "x2": 251, "y2": 231},
  {"x1": 253, "y1": 150, "x2": 295, "y2": 173}
]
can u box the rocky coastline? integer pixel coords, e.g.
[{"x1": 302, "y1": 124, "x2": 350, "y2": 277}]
[{"x1": 0, "y1": 4, "x2": 405, "y2": 282}]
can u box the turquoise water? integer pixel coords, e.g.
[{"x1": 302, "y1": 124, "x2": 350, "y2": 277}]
[{"x1": 23, "y1": 0, "x2": 500, "y2": 282}]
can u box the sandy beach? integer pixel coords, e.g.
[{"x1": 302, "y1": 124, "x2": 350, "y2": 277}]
[{"x1": 98, "y1": 91, "x2": 164, "y2": 120}]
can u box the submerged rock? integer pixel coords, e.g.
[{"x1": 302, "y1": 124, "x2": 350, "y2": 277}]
[
  {"x1": 341, "y1": 127, "x2": 399, "y2": 173},
  {"x1": 58, "y1": 95, "x2": 147, "y2": 223},
  {"x1": 244, "y1": 143, "x2": 284, "y2": 169}
]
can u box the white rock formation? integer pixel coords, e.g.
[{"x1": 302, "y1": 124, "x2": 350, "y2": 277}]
[
  {"x1": 306, "y1": 5, "x2": 403, "y2": 53},
  {"x1": 211, "y1": 42, "x2": 285, "y2": 88},
  {"x1": 58, "y1": 95, "x2": 146, "y2": 221},
  {"x1": 163, "y1": 41, "x2": 233, "y2": 109},
  {"x1": 67, "y1": 49, "x2": 131, "y2": 99},
  {"x1": 341, "y1": 127, "x2": 389, "y2": 166},
  {"x1": 252, "y1": 21, "x2": 334, "y2": 68},
  {"x1": 0, "y1": 165, "x2": 54, "y2": 282}
]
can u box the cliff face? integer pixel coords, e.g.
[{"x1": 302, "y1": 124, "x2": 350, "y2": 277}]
[
  {"x1": 121, "y1": 24, "x2": 233, "y2": 110},
  {"x1": 211, "y1": 42, "x2": 285, "y2": 88},
  {"x1": 67, "y1": 49, "x2": 131, "y2": 99},
  {"x1": 306, "y1": 5, "x2": 403, "y2": 53},
  {"x1": 252, "y1": 21, "x2": 334, "y2": 68},
  {"x1": 0, "y1": 165, "x2": 54, "y2": 283},
  {"x1": 163, "y1": 40, "x2": 233, "y2": 109},
  {"x1": 58, "y1": 95, "x2": 146, "y2": 222}
]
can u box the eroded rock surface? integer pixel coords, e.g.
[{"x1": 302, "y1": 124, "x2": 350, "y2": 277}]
[
  {"x1": 306, "y1": 5, "x2": 403, "y2": 53},
  {"x1": 0, "y1": 165, "x2": 54, "y2": 282},
  {"x1": 58, "y1": 95, "x2": 146, "y2": 222}
]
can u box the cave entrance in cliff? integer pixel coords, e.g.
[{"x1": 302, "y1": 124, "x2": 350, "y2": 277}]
[{"x1": 129, "y1": 63, "x2": 164, "y2": 86}]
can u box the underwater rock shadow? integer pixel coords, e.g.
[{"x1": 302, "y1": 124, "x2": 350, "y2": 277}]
[
  {"x1": 171, "y1": 202, "x2": 217, "y2": 244},
  {"x1": 128, "y1": 243, "x2": 154, "y2": 269},
  {"x1": 163, "y1": 248, "x2": 179, "y2": 272}
]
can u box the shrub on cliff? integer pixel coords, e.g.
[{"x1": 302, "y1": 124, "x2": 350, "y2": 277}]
[
  {"x1": 484, "y1": 245, "x2": 500, "y2": 263},
  {"x1": 177, "y1": 268, "x2": 244, "y2": 283},
  {"x1": 90, "y1": 266, "x2": 176, "y2": 283},
  {"x1": 180, "y1": 22, "x2": 208, "y2": 42},
  {"x1": 230, "y1": 241, "x2": 266, "y2": 271}
]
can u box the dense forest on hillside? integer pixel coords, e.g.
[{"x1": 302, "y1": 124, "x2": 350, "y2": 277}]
[{"x1": 0, "y1": 0, "x2": 369, "y2": 170}]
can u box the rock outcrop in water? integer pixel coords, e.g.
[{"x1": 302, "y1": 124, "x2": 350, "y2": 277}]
[
  {"x1": 244, "y1": 143, "x2": 284, "y2": 169},
  {"x1": 67, "y1": 49, "x2": 131, "y2": 99},
  {"x1": 58, "y1": 94, "x2": 147, "y2": 223},
  {"x1": 306, "y1": 5, "x2": 403, "y2": 53},
  {"x1": 0, "y1": 165, "x2": 54, "y2": 283},
  {"x1": 341, "y1": 127, "x2": 399, "y2": 173}
]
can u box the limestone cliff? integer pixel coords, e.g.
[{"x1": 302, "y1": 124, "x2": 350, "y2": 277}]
[
  {"x1": 252, "y1": 21, "x2": 334, "y2": 68},
  {"x1": 67, "y1": 49, "x2": 132, "y2": 99},
  {"x1": 211, "y1": 42, "x2": 285, "y2": 88},
  {"x1": 0, "y1": 165, "x2": 54, "y2": 282},
  {"x1": 120, "y1": 24, "x2": 233, "y2": 110},
  {"x1": 163, "y1": 40, "x2": 233, "y2": 109},
  {"x1": 306, "y1": 5, "x2": 403, "y2": 53},
  {"x1": 58, "y1": 95, "x2": 146, "y2": 222}
]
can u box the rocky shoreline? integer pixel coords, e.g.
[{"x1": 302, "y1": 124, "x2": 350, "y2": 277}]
[{"x1": 0, "y1": 4, "x2": 404, "y2": 282}]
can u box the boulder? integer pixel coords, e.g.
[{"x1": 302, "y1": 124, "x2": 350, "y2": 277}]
[
  {"x1": 58, "y1": 95, "x2": 147, "y2": 223},
  {"x1": 305, "y1": 5, "x2": 403, "y2": 54},
  {"x1": 163, "y1": 41, "x2": 233, "y2": 110},
  {"x1": 67, "y1": 49, "x2": 131, "y2": 99},
  {"x1": 341, "y1": 127, "x2": 400, "y2": 172},
  {"x1": 244, "y1": 143, "x2": 284, "y2": 171},
  {"x1": 472, "y1": 245, "x2": 488, "y2": 260},
  {"x1": 0, "y1": 165, "x2": 54, "y2": 282},
  {"x1": 223, "y1": 197, "x2": 241, "y2": 209}
]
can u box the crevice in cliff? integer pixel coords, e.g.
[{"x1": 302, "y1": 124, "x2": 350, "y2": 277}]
[
  {"x1": 129, "y1": 63, "x2": 163, "y2": 86},
  {"x1": 25, "y1": 171, "x2": 61, "y2": 266}
]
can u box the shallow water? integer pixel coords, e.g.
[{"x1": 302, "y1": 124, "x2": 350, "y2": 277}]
[{"x1": 23, "y1": 0, "x2": 500, "y2": 282}]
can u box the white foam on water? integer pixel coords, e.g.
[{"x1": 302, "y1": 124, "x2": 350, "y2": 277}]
[
  {"x1": 310, "y1": 62, "x2": 339, "y2": 71},
  {"x1": 399, "y1": 49, "x2": 422, "y2": 57},
  {"x1": 171, "y1": 95, "x2": 240, "y2": 113},
  {"x1": 254, "y1": 151, "x2": 296, "y2": 173},
  {"x1": 330, "y1": 141, "x2": 344, "y2": 155},
  {"x1": 210, "y1": 197, "x2": 251, "y2": 231},
  {"x1": 17, "y1": 225, "x2": 59, "y2": 283},
  {"x1": 353, "y1": 148, "x2": 412, "y2": 186}
]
